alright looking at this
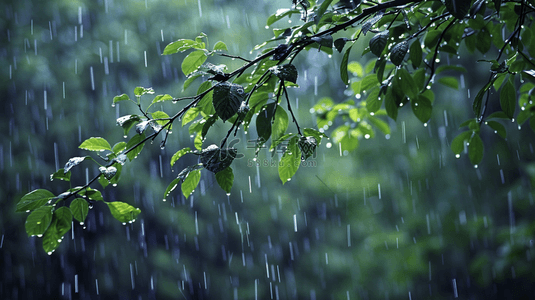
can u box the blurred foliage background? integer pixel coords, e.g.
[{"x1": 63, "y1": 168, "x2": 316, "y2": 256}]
[{"x1": 1, "y1": 0, "x2": 535, "y2": 299}]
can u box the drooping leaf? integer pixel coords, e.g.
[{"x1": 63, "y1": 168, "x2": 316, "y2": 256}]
[
  {"x1": 267, "y1": 8, "x2": 299, "y2": 26},
  {"x1": 212, "y1": 82, "x2": 245, "y2": 122},
  {"x1": 451, "y1": 130, "x2": 472, "y2": 155},
  {"x1": 182, "y1": 107, "x2": 200, "y2": 127},
  {"x1": 468, "y1": 133, "x2": 484, "y2": 165},
  {"x1": 390, "y1": 41, "x2": 408, "y2": 66},
  {"x1": 272, "y1": 106, "x2": 289, "y2": 143},
  {"x1": 99, "y1": 166, "x2": 117, "y2": 180},
  {"x1": 70, "y1": 198, "x2": 89, "y2": 224},
  {"x1": 361, "y1": 11, "x2": 384, "y2": 35},
  {"x1": 170, "y1": 147, "x2": 193, "y2": 167},
  {"x1": 340, "y1": 45, "x2": 353, "y2": 85},
  {"x1": 486, "y1": 121, "x2": 507, "y2": 139},
  {"x1": 215, "y1": 167, "x2": 234, "y2": 194},
  {"x1": 411, "y1": 95, "x2": 433, "y2": 123},
  {"x1": 409, "y1": 39, "x2": 422, "y2": 68},
  {"x1": 500, "y1": 79, "x2": 516, "y2": 119},
  {"x1": 278, "y1": 136, "x2": 301, "y2": 184},
  {"x1": 181, "y1": 50, "x2": 207, "y2": 75},
  {"x1": 181, "y1": 169, "x2": 201, "y2": 198},
  {"x1": 107, "y1": 202, "x2": 141, "y2": 224},
  {"x1": 365, "y1": 88, "x2": 382, "y2": 113},
  {"x1": 199, "y1": 144, "x2": 238, "y2": 173},
  {"x1": 150, "y1": 94, "x2": 174, "y2": 106},
  {"x1": 315, "y1": 0, "x2": 334, "y2": 25},
  {"x1": 125, "y1": 133, "x2": 146, "y2": 161},
  {"x1": 311, "y1": 34, "x2": 333, "y2": 49},
  {"x1": 17, "y1": 189, "x2": 55, "y2": 213},
  {"x1": 79, "y1": 137, "x2": 112, "y2": 152},
  {"x1": 334, "y1": 38, "x2": 348, "y2": 53},
  {"x1": 256, "y1": 102, "x2": 277, "y2": 143},
  {"x1": 25, "y1": 206, "x2": 54, "y2": 237},
  {"x1": 473, "y1": 75, "x2": 497, "y2": 118},
  {"x1": 270, "y1": 64, "x2": 298, "y2": 84},
  {"x1": 303, "y1": 128, "x2": 327, "y2": 145},
  {"x1": 42, "y1": 207, "x2": 72, "y2": 253},
  {"x1": 438, "y1": 76, "x2": 459, "y2": 89},
  {"x1": 369, "y1": 31, "x2": 388, "y2": 57},
  {"x1": 116, "y1": 115, "x2": 141, "y2": 136},
  {"x1": 445, "y1": 0, "x2": 473, "y2": 19}
]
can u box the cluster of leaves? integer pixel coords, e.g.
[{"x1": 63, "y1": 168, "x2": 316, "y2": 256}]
[{"x1": 19, "y1": 0, "x2": 535, "y2": 253}]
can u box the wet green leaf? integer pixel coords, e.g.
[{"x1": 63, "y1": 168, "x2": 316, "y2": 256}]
[
  {"x1": 17, "y1": 189, "x2": 55, "y2": 213},
  {"x1": 42, "y1": 207, "x2": 72, "y2": 253},
  {"x1": 278, "y1": 136, "x2": 301, "y2": 184},
  {"x1": 79, "y1": 137, "x2": 112, "y2": 152},
  {"x1": 500, "y1": 79, "x2": 516, "y2": 119},
  {"x1": 369, "y1": 31, "x2": 388, "y2": 57},
  {"x1": 181, "y1": 169, "x2": 201, "y2": 198},
  {"x1": 181, "y1": 50, "x2": 207, "y2": 75},
  {"x1": 170, "y1": 147, "x2": 192, "y2": 167},
  {"x1": 25, "y1": 206, "x2": 54, "y2": 237},
  {"x1": 107, "y1": 202, "x2": 141, "y2": 223},
  {"x1": 213, "y1": 82, "x2": 244, "y2": 122},
  {"x1": 469, "y1": 133, "x2": 484, "y2": 165},
  {"x1": 70, "y1": 198, "x2": 89, "y2": 224},
  {"x1": 215, "y1": 167, "x2": 234, "y2": 194}
]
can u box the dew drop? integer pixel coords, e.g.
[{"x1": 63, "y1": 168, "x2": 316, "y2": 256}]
[
  {"x1": 474, "y1": 164, "x2": 478, "y2": 169},
  {"x1": 455, "y1": 154, "x2": 460, "y2": 158}
]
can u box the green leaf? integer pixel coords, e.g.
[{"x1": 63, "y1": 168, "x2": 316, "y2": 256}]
[
  {"x1": 366, "y1": 88, "x2": 382, "y2": 113},
  {"x1": 151, "y1": 110, "x2": 171, "y2": 127},
  {"x1": 311, "y1": 34, "x2": 333, "y2": 49},
  {"x1": 194, "y1": 131, "x2": 203, "y2": 151},
  {"x1": 79, "y1": 137, "x2": 112, "y2": 152},
  {"x1": 409, "y1": 39, "x2": 422, "y2": 68},
  {"x1": 272, "y1": 106, "x2": 289, "y2": 143},
  {"x1": 113, "y1": 94, "x2": 130, "y2": 104},
  {"x1": 181, "y1": 50, "x2": 207, "y2": 75},
  {"x1": 476, "y1": 29, "x2": 491, "y2": 54},
  {"x1": 398, "y1": 68, "x2": 418, "y2": 100},
  {"x1": 162, "y1": 39, "x2": 204, "y2": 55},
  {"x1": 182, "y1": 107, "x2": 200, "y2": 127},
  {"x1": 369, "y1": 31, "x2": 388, "y2": 57},
  {"x1": 256, "y1": 103, "x2": 277, "y2": 143},
  {"x1": 125, "y1": 133, "x2": 146, "y2": 161},
  {"x1": 200, "y1": 144, "x2": 238, "y2": 173},
  {"x1": 445, "y1": 0, "x2": 473, "y2": 19},
  {"x1": 70, "y1": 198, "x2": 89, "y2": 224},
  {"x1": 340, "y1": 45, "x2": 352, "y2": 85},
  {"x1": 213, "y1": 82, "x2": 245, "y2": 122},
  {"x1": 278, "y1": 136, "x2": 301, "y2": 184},
  {"x1": 267, "y1": 9, "x2": 299, "y2": 26},
  {"x1": 368, "y1": 116, "x2": 391, "y2": 135},
  {"x1": 303, "y1": 128, "x2": 327, "y2": 145},
  {"x1": 390, "y1": 41, "x2": 408, "y2": 66},
  {"x1": 486, "y1": 120, "x2": 506, "y2": 139},
  {"x1": 469, "y1": 133, "x2": 484, "y2": 165},
  {"x1": 116, "y1": 115, "x2": 141, "y2": 136},
  {"x1": 270, "y1": 64, "x2": 298, "y2": 84},
  {"x1": 385, "y1": 90, "x2": 398, "y2": 121},
  {"x1": 411, "y1": 95, "x2": 433, "y2": 123},
  {"x1": 183, "y1": 74, "x2": 202, "y2": 92},
  {"x1": 500, "y1": 79, "x2": 516, "y2": 119},
  {"x1": 213, "y1": 41, "x2": 228, "y2": 51},
  {"x1": 473, "y1": 75, "x2": 497, "y2": 118},
  {"x1": 17, "y1": 189, "x2": 55, "y2": 212},
  {"x1": 438, "y1": 76, "x2": 459, "y2": 89},
  {"x1": 25, "y1": 206, "x2": 54, "y2": 237},
  {"x1": 150, "y1": 94, "x2": 174, "y2": 107},
  {"x1": 164, "y1": 178, "x2": 180, "y2": 201},
  {"x1": 334, "y1": 38, "x2": 347, "y2": 53},
  {"x1": 134, "y1": 87, "x2": 155, "y2": 97},
  {"x1": 50, "y1": 169, "x2": 71, "y2": 182},
  {"x1": 451, "y1": 131, "x2": 472, "y2": 155},
  {"x1": 315, "y1": 0, "x2": 334, "y2": 25},
  {"x1": 215, "y1": 167, "x2": 234, "y2": 194},
  {"x1": 113, "y1": 142, "x2": 127, "y2": 154},
  {"x1": 182, "y1": 169, "x2": 201, "y2": 198},
  {"x1": 107, "y1": 202, "x2": 141, "y2": 224},
  {"x1": 298, "y1": 136, "x2": 317, "y2": 160},
  {"x1": 201, "y1": 115, "x2": 218, "y2": 139},
  {"x1": 42, "y1": 207, "x2": 72, "y2": 253},
  {"x1": 170, "y1": 147, "x2": 192, "y2": 167},
  {"x1": 424, "y1": 30, "x2": 442, "y2": 48},
  {"x1": 73, "y1": 187, "x2": 104, "y2": 202}
]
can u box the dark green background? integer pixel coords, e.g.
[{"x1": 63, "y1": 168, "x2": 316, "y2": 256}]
[{"x1": 1, "y1": 0, "x2": 534, "y2": 299}]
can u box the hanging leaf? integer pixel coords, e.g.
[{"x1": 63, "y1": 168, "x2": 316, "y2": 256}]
[
  {"x1": 311, "y1": 34, "x2": 333, "y2": 48},
  {"x1": 42, "y1": 207, "x2": 72, "y2": 253},
  {"x1": 272, "y1": 106, "x2": 289, "y2": 143},
  {"x1": 215, "y1": 167, "x2": 234, "y2": 194},
  {"x1": 270, "y1": 64, "x2": 298, "y2": 84},
  {"x1": 162, "y1": 39, "x2": 204, "y2": 55},
  {"x1": 70, "y1": 198, "x2": 89, "y2": 224},
  {"x1": 411, "y1": 95, "x2": 433, "y2": 123},
  {"x1": 361, "y1": 11, "x2": 384, "y2": 35},
  {"x1": 486, "y1": 121, "x2": 507, "y2": 139},
  {"x1": 256, "y1": 103, "x2": 277, "y2": 144},
  {"x1": 334, "y1": 38, "x2": 348, "y2": 53},
  {"x1": 50, "y1": 168, "x2": 71, "y2": 182},
  {"x1": 79, "y1": 137, "x2": 112, "y2": 152},
  {"x1": 17, "y1": 189, "x2": 55, "y2": 212},
  {"x1": 125, "y1": 133, "x2": 146, "y2": 161},
  {"x1": 500, "y1": 79, "x2": 516, "y2": 119},
  {"x1": 468, "y1": 133, "x2": 484, "y2": 165},
  {"x1": 369, "y1": 31, "x2": 388, "y2": 57},
  {"x1": 116, "y1": 115, "x2": 141, "y2": 136},
  {"x1": 390, "y1": 41, "x2": 408, "y2": 66},
  {"x1": 314, "y1": 0, "x2": 334, "y2": 25},
  {"x1": 409, "y1": 39, "x2": 422, "y2": 68},
  {"x1": 213, "y1": 41, "x2": 228, "y2": 51},
  {"x1": 200, "y1": 144, "x2": 238, "y2": 173},
  {"x1": 107, "y1": 202, "x2": 141, "y2": 223},
  {"x1": 113, "y1": 94, "x2": 130, "y2": 104},
  {"x1": 445, "y1": 0, "x2": 473, "y2": 19},
  {"x1": 212, "y1": 82, "x2": 245, "y2": 122},
  {"x1": 133, "y1": 87, "x2": 154, "y2": 97},
  {"x1": 278, "y1": 136, "x2": 301, "y2": 184},
  {"x1": 181, "y1": 169, "x2": 201, "y2": 198},
  {"x1": 25, "y1": 206, "x2": 54, "y2": 237},
  {"x1": 340, "y1": 45, "x2": 353, "y2": 85}
]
